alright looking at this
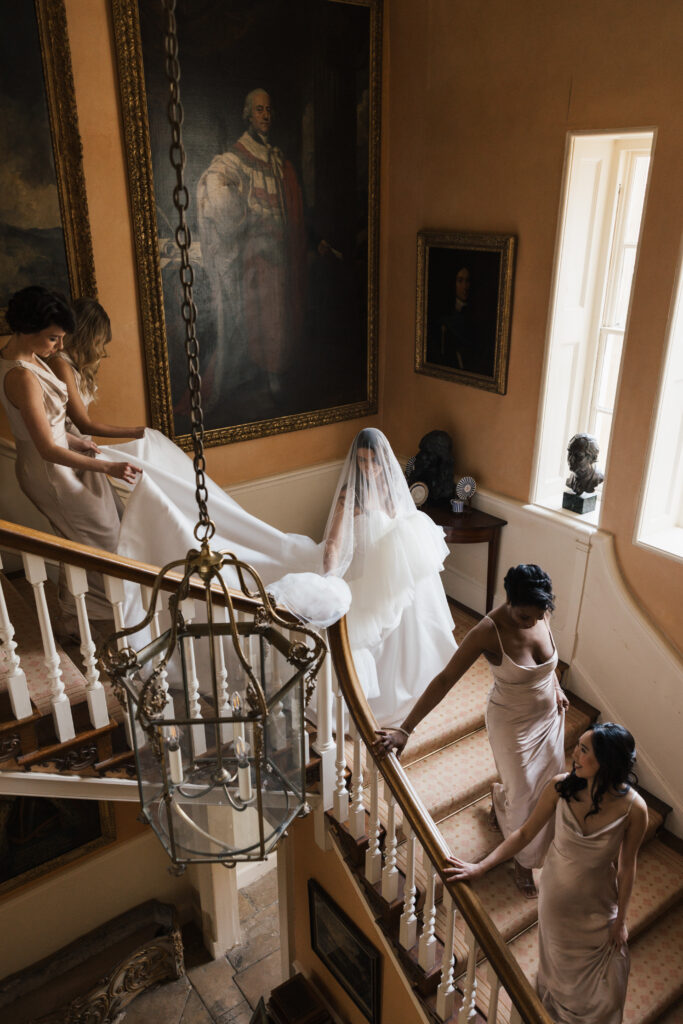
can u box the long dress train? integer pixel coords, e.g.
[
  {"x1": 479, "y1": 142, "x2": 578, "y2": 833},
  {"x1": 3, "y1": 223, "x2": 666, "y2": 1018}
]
[
  {"x1": 0, "y1": 354, "x2": 123, "y2": 619},
  {"x1": 98, "y1": 429, "x2": 350, "y2": 628},
  {"x1": 537, "y1": 791, "x2": 636, "y2": 1023},
  {"x1": 485, "y1": 614, "x2": 565, "y2": 868}
]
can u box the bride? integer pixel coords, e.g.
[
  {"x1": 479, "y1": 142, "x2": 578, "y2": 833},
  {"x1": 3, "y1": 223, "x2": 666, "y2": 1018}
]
[{"x1": 323, "y1": 428, "x2": 457, "y2": 726}]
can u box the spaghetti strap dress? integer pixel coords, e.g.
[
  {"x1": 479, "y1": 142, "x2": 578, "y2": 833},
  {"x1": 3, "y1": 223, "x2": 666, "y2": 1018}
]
[
  {"x1": 484, "y1": 614, "x2": 565, "y2": 868},
  {"x1": 0, "y1": 353, "x2": 123, "y2": 618},
  {"x1": 537, "y1": 790, "x2": 636, "y2": 1023}
]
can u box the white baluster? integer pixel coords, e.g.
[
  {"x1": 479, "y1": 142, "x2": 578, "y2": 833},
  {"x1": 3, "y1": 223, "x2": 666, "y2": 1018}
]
[
  {"x1": 418, "y1": 855, "x2": 437, "y2": 971},
  {"x1": 179, "y1": 598, "x2": 206, "y2": 756},
  {"x1": 436, "y1": 889, "x2": 456, "y2": 1020},
  {"x1": 266, "y1": 642, "x2": 287, "y2": 749},
  {"x1": 22, "y1": 552, "x2": 74, "y2": 742},
  {"x1": 458, "y1": 925, "x2": 478, "y2": 1023},
  {"x1": 65, "y1": 565, "x2": 108, "y2": 729},
  {"x1": 140, "y1": 585, "x2": 173, "y2": 720},
  {"x1": 381, "y1": 780, "x2": 399, "y2": 902},
  {"x1": 364, "y1": 760, "x2": 382, "y2": 883},
  {"x1": 349, "y1": 721, "x2": 366, "y2": 839},
  {"x1": 486, "y1": 964, "x2": 501, "y2": 1023},
  {"x1": 213, "y1": 603, "x2": 231, "y2": 743},
  {"x1": 104, "y1": 575, "x2": 140, "y2": 749},
  {"x1": 0, "y1": 555, "x2": 31, "y2": 719},
  {"x1": 333, "y1": 681, "x2": 349, "y2": 822},
  {"x1": 312, "y1": 635, "x2": 336, "y2": 811},
  {"x1": 399, "y1": 824, "x2": 418, "y2": 949}
]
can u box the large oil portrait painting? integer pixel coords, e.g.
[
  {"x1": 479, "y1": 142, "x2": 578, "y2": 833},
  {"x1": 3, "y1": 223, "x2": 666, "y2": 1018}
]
[
  {"x1": 112, "y1": 0, "x2": 381, "y2": 447},
  {"x1": 0, "y1": 0, "x2": 95, "y2": 328},
  {"x1": 415, "y1": 230, "x2": 516, "y2": 395}
]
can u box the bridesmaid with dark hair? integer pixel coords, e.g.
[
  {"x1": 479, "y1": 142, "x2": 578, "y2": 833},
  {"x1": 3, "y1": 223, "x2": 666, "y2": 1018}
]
[
  {"x1": 376, "y1": 564, "x2": 568, "y2": 896},
  {"x1": 447, "y1": 723, "x2": 648, "y2": 1024}
]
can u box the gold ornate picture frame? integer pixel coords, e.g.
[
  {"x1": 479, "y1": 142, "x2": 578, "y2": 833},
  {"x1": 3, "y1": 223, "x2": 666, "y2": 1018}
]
[
  {"x1": 415, "y1": 230, "x2": 516, "y2": 395},
  {"x1": 111, "y1": 0, "x2": 381, "y2": 448},
  {"x1": 0, "y1": 0, "x2": 96, "y2": 328}
]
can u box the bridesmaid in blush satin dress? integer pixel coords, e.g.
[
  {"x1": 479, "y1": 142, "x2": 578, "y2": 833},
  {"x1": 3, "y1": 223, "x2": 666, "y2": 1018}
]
[
  {"x1": 376, "y1": 564, "x2": 567, "y2": 896},
  {"x1": 446, "y1": 722, "x2": 648, "y2": 1024}
]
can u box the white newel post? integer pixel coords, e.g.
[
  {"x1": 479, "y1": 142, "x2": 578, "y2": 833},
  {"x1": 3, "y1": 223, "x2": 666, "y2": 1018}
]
[
  {"x1": 458, "y1": 925, "x2": 478, "y2": 1023},
  {"x1": 418, "y1": 855, "x2": 437, "y2": 971},
  {"x1": 179, "y1": 598, "x2": 207, "y2": 756},
  {"x1": 436, "y1": 889, "x2": 456, "y2": 1020},
  {"x1": 22, "y1": 552, "x2": 74, "y2": 742},
  {"x1": 0, "y1": 555, "x2": 31, "y2": 719},
  {"x1": 399, "y1": 824, "x2": 418, "y2": 949},
  {"x1": 364, "y1": 760, "x2": 382, "y2": 883},
  {"x1": 65, "y1": 565, "x2": 109, "y2": 729},
  {"x1": 381, "y1": 780, "x2": 399, "y2": 902},
  {"x1": 140, "y1": 585, "x2": 173, "y2": 720},
  {"x1": 312, "y1": 638, "x2": 336, "y2": 810}
]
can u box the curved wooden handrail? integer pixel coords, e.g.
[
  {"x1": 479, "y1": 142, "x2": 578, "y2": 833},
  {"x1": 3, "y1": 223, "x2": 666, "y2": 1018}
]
[
  {"x1": 328, "y1": 617, "x2": 554, "y2": 1024},
  {"x1": 0, "y1": 519, "x2": 297, "y2": 620}
]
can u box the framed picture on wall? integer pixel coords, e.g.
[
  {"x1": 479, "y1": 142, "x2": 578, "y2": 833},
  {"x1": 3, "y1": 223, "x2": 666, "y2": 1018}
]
[
  {"x1": 415, "y1": 230, "x2": 516, "y2": 394},
  {"x1": 308, "y1": 878, "x2": 381, "y2": 1023},
  {"x1": 0, "y1": 797, "x2": 116, "y2": 896},
  {"x1": 0, "y1": 0, "x2": 96, "y2": 328},
  {"x1": 111, "y1": 0, "x2": 382, "y2": 449}
]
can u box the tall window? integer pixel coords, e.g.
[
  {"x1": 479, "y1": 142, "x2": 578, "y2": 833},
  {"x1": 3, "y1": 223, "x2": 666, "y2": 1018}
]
[
  {"x1": 532, "y1": 132, "x2": 654, "y2": 515},
  {"x1": 637, "y1": 254, "x2": 683, "y2": 560}
]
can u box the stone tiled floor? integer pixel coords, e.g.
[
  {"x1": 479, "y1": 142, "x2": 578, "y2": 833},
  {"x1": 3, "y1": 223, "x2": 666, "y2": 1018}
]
[{"x1": 121, "y1": 867, "x2": 282, "y2": 1023}]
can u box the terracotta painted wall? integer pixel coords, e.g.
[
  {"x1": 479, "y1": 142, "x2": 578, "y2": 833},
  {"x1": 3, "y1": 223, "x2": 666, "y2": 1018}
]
[{"x1": 380, "y1": 0, "x2": 683, "y2": 652}]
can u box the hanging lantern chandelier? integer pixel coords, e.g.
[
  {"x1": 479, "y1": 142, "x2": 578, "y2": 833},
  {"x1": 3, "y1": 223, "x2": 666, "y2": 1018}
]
[{"x1": 100, "y1": 0, "x2": 326, "y2": 868}]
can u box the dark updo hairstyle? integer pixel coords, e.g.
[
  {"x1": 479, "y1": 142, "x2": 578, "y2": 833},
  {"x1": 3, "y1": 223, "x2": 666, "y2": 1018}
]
[
  {"x1": 556, "y1": 722, "x2": 638, "y2": 821},
  {"x1": 6, "y1": 286, "x2": 75, "y2": 335},
  {"x1": 503, "y1": 564, "x2": 555, "y2": 612}
]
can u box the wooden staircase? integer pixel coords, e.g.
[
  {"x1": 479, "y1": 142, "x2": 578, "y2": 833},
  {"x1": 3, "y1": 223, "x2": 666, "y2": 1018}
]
[{"x1": 325, "y1": 604, "x2": 683, "y2": 1023}]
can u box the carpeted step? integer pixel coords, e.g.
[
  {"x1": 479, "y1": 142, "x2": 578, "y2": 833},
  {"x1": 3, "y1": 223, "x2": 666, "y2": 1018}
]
[
  {"x1": 652, "y1": 998, "x2": 683, "y2": 1022},
  {"x1": 459, "y1": 841, "x2": 683, "y2": 1023},
  {"x1": 624, "y1": 901, "x2": 683, "y2": 1024}
]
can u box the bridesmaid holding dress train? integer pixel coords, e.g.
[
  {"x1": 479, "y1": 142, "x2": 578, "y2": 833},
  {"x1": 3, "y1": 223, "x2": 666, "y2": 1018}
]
[
  {"x1": 0, "y1": 287, "x2": 141, "y2": 631},
  {"x1": 447, "y1": 722, "x2": 648, "y2": 1024}
]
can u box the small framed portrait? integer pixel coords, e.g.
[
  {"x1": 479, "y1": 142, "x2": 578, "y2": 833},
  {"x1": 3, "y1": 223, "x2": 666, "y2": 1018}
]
[
  {"x1": 415, "y1": 230, "x2": 516, "y2": 394},
  {"x1": 308, "y1": 878, "x2": 381, "y2": 1022}
]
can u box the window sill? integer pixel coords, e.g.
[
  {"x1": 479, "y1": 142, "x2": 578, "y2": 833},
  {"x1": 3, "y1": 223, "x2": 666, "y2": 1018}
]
[
  {"x1": 636, "y1": 526, "x2": 683, "y2": 565},
  {"x1": 528, "y1": 495, "x2": 601, "y2": 532}
]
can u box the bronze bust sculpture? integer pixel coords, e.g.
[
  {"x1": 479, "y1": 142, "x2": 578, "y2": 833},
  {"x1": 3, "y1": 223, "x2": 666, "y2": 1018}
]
[{"x1": 566, "y1": 433, "x2": 604, "y2": 495}]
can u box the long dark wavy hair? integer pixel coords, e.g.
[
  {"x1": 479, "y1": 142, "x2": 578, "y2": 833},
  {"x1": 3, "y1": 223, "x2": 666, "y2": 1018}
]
[{"x1": 556, "y1": 722, "x2": 638, "y2": 820}]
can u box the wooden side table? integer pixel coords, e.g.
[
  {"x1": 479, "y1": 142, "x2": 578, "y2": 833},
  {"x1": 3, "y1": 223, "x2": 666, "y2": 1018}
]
[{"x1": 423, "y1": 503, "x2": 508, "y2": 612}]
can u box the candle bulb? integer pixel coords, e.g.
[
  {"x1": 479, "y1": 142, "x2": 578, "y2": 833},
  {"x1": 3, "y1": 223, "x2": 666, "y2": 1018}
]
[
  {"x1": 166, "y1": 726, "x2": 183, "y2": 785},
  {"x1": 231, "y1": 691, "x2": 245, "y2": 752},
  {"x1": 234, "y1": 735, "x2": 253, "y2": 803}
]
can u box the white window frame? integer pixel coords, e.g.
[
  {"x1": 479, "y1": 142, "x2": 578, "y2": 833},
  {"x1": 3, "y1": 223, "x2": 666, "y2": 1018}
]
[
  {"x1": 531, "y1": 130, "x2": 655, "y2": 520},
  {"x1": 636, "y1": 246, "x2": 683, "y2": 562}
]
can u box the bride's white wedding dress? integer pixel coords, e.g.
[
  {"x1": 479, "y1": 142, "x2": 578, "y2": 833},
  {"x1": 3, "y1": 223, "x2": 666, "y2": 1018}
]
[
  {"x1": 98, "y1": 429, "x2": 350, "y2": 628},
  {"x1": 324, "y1": 429, "x2": 457, "y2": 727}
]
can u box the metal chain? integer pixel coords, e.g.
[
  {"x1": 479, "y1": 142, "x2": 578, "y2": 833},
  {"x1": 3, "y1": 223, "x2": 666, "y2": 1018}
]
[{"x1": 162, "y1": 0, "x2": 214, "y2": 542}]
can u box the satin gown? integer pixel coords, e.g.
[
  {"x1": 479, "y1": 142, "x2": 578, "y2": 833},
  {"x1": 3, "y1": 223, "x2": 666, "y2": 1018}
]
[
  {"x1": 485, "y1": 614, "x2": 565, "y2": 868},
  {"x1": 537, "y1": 791, "x2": 636, "y2": 1023},
  {"x1": 0, "y1": 353, "x2": 123, "y2": 618}
]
